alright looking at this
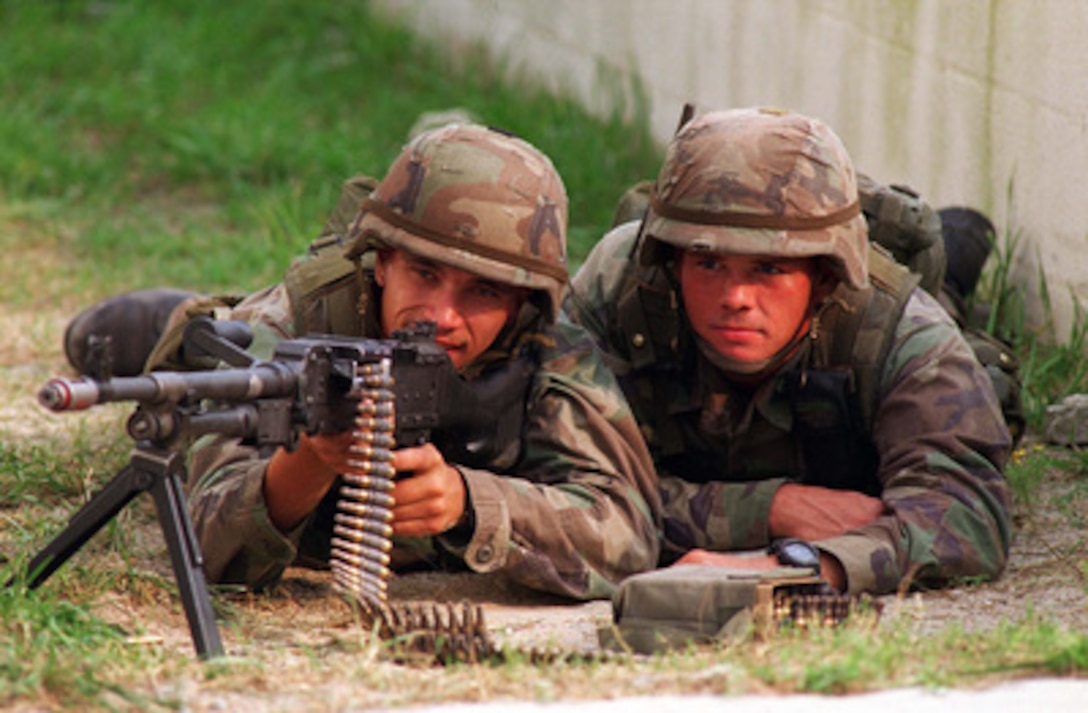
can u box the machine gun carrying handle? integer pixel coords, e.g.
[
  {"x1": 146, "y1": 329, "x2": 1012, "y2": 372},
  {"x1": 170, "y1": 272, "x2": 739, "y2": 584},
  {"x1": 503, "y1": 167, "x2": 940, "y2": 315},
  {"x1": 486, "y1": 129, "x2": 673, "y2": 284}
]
[{"x1": 181, "y1": 316, "x2": 257, "y2": 368}]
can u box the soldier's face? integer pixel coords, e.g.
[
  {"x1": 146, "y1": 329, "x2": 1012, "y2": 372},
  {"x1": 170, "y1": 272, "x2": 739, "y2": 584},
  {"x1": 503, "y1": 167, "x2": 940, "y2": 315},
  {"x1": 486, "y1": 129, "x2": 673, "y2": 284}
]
[
  {"x1": 375, "y1": 249, "x2": 527, "y2": 369},
  {"x1": 677, "y1": 250, "x2": 821, "y2": 364}
]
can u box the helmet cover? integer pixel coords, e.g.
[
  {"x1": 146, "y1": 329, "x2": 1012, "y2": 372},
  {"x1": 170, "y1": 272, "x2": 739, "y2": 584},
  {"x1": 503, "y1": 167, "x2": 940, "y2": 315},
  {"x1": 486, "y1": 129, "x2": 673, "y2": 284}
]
[
  {"x1": 641, "y1": 107, "x2": 869, "y2": 289},
  {"x1": 346, "y1": 124, "x2": 569, "y2": 318}
]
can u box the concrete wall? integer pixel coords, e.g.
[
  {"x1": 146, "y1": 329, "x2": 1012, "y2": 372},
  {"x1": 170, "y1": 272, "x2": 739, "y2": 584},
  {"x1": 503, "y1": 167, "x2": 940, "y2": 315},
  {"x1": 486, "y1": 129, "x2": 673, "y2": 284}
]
[{"x1": 374, "y1": 0, "x2": 1088, "y2": 338}]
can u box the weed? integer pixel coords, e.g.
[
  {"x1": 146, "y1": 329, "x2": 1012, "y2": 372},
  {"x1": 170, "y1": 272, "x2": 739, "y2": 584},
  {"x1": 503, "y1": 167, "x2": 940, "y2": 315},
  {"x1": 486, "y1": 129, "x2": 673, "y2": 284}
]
[{"x1": 973, "y1": 183, "x2": 1088, "y2": 431}]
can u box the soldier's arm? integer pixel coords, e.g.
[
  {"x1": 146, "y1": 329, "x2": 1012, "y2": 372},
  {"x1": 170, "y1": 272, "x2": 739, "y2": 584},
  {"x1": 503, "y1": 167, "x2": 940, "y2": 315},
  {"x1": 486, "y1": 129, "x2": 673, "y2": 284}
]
[
  {"x1": 186, "y1": 436, "x2": 304, "y2": 588},
  {"x1": 182, "y1": 282, "x2": 314, "y2": 588},
  {"x1": 657, "y1": 476, "x2": 785, "y2": 558},
  {"x1": 656, "y1": 478, "x2": 883, "y2": 559},
  {"x1": 674, "y1": 547, "x2": 848, "y2": 591},
  {"x1": 665, "y1": 484, "x2": 881, "y2": 591},
  {"x1": 264, "y1": 431, "x2": 353, "y2": 531},
  {"x1": 815, "y1": 289, "x2": 1013, "y2": 594},
  {"x1": 437, "y1": 323, "x2": 662, "y2": 600},
  {"x1": 767, "y1": 484, "x2": 886, "y2": 540}
]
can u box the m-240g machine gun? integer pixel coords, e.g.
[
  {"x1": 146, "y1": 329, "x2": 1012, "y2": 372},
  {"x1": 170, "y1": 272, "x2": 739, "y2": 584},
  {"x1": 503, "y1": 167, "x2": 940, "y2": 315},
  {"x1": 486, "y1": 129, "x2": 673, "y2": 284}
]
[{"x1": 23, "y1": 317, "x2": 530, "y2": 659}]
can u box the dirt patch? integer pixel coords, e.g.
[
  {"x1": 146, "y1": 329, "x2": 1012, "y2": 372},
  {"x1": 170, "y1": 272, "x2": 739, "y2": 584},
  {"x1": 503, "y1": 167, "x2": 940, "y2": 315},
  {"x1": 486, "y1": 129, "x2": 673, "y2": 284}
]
[{"x1": 891, "y1": 459, "x2": 1088, "y2": 636}]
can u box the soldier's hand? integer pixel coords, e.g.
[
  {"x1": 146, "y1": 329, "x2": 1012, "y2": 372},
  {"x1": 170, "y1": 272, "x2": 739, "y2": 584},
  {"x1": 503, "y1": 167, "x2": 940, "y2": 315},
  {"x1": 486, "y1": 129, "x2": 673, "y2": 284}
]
[
  {"x1": 674, "y1": 547, "x2": 847, "y2": 591},
  {"x1": 299, "y1": 431, "x2": 356, "y2": 475},
  {"x1": 675, "y1": 549, "x2": 780, "y2": 571},
  {"x1": 768, "y1": 483, "x2": 885, "y2": 541},
  {"x1": 390, "y1": 443, "x2": 468, "y2": 538},
  {"x1": 264, "y1": 431, "x2": 355, "y2": 531}
]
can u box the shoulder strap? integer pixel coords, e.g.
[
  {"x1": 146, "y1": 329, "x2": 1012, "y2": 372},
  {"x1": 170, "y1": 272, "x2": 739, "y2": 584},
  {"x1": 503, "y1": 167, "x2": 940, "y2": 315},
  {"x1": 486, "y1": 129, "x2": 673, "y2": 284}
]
[
  {"x1": 612, "y1": 264, "x2": 694, "y2": 456},
  {"x1": 283, "y1": 235, "x2": 368, "y2": 336},
  {"x1": 811, "y1": 244, "x2": 920, "y2": 431},
  {"x1": 787, "y1": 245, "x2": 919, "y2": 494},
  {"x1": 284, "y1": 174, "x2": 380, "y2": 336},
  {"x1": 614, "y1": 265, "x2": 679, "y2": 371}
]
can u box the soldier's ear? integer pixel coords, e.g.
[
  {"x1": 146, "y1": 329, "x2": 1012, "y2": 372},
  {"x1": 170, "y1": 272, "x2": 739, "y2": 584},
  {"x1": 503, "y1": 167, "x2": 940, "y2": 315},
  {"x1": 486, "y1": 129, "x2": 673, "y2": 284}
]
[{"x1": 373, "y1": 248, "x2": 393, "y2": 287}]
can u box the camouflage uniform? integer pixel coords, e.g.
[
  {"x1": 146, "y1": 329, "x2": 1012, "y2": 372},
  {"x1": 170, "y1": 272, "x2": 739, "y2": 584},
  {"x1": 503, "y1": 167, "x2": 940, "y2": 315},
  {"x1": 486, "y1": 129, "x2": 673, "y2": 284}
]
[
  {"x1": 181, "y1": 125, "x2": 661, "y2": 600},
  {"x1": 564, "y1": 108, "x2": 1012, "y2": 596}
]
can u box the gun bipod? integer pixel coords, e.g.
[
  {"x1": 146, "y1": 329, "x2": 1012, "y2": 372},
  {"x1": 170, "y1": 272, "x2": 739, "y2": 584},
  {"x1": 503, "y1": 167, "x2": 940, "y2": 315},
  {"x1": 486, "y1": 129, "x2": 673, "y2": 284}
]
[{"x1": 14, "y1": 445, "x2": 224, "y2": 658}]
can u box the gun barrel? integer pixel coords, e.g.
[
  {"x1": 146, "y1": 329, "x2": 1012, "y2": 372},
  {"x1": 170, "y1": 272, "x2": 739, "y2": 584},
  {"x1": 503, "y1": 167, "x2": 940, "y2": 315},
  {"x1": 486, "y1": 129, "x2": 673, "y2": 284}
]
[
  {"x1": 38, "y1": 364, "x2": 300, "y2": 412},
  {"x1": 39, "y1": 378, "x2": 102, "y2": 411}
]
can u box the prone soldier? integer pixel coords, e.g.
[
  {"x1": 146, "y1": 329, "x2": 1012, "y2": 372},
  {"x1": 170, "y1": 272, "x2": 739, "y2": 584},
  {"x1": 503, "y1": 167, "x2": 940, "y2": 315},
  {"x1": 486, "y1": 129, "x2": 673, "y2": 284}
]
[
  {"x1": 66, "y1": 123, "x2": 662, "y2": 600},
  {"x1": 564, "y1": 107, "x2": 1012, "y2": 595}
]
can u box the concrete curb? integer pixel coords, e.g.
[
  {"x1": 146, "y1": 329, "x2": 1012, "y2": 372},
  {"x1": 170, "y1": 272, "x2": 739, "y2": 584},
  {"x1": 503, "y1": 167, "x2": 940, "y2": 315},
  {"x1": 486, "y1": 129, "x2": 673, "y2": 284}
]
[{"x1": 389, "y1": 678, "x2": 1088, "y2": 713}]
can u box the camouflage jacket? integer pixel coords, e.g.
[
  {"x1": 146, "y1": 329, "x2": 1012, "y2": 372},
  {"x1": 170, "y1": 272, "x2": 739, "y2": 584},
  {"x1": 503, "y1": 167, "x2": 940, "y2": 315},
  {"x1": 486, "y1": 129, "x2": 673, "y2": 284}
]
[
  {"x1": 183, "y1": 264, "x2": 662, "y2": 601},
  {"x1": 564, "y1": 223, "x2": 1013, "y2": 596}
]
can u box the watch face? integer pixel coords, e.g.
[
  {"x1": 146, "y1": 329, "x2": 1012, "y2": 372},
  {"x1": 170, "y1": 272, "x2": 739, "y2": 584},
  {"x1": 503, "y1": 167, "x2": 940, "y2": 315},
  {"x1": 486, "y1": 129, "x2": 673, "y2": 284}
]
[{"x1": 776, "y1": 539, "x2": 820, "y2": 569}]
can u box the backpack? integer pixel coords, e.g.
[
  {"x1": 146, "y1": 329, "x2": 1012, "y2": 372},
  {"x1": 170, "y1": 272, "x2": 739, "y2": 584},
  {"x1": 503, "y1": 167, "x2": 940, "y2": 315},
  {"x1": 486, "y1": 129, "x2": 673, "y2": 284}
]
[
  {"x1": 857, "y1": 177, "x2": 1024, "y2": 445},
  {"x1": 284, "y1": 174, "x2": 379, "y2": 337}
]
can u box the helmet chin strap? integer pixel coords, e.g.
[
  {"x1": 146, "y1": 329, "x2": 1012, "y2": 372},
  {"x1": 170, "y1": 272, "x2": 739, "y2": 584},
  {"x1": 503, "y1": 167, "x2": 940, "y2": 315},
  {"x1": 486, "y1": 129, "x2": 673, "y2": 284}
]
[
  {"x1": 466, "y1": 298, "x2": 552, "y2": 378},
  {"x1": 690, "y1": 263, "x2": 839, "y2": 382},
  {"x1": 692, "y1": 301, "x2": 819, "y2": 382}
]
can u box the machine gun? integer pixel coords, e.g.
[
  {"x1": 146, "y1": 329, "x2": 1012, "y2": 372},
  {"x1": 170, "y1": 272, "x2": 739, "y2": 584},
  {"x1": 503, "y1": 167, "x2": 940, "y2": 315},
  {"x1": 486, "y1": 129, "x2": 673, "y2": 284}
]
[{"x1": 21, "y1": 317, "x2": 532, "y2": 659}]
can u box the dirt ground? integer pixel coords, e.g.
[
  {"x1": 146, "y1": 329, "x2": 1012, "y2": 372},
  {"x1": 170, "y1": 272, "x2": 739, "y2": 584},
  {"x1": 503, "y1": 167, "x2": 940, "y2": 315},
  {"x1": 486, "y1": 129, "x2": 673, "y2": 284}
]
[
  {"x1": 2, "y1": 306, "x2": 1087, "y2": 709},
  {"x1": 97, "y1": 459, "x2": 1085, "y2": 661}
]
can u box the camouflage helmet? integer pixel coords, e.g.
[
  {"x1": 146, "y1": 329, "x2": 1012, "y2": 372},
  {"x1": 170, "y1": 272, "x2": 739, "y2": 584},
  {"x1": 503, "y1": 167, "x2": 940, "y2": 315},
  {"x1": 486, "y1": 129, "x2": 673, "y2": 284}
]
[
  {"x1": 345, "y1": 123, "x2": 569, "y2": 319},
  {"x1": 641, "y1": 107, "x2": 869, "y2": 290}
]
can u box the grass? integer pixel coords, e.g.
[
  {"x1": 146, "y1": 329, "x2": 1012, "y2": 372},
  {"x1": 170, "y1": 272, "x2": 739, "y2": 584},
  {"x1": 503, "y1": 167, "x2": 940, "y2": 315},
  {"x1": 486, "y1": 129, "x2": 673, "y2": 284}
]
[
  {"x1": 1, "y1": 0, "x2": 1087, "y2": 710},
  {"x1": 0, "y1": 580, "x2": 153, "y2": 709},
  {"x1": 969, "y1": 179, "x2": 1088, "y2": 431},
  {"x1": 0, "y1": 439, "x2": 146, "y2": 710},
  {"x1": 5, "y1": 559, "x2": 1082, "y2": 711},
  {"x1": 0, "y1": 0, "x2": 661, "y2": 306},
  {"x1": 738, "y1": 614, "x2": 1086, "y2": 692}
]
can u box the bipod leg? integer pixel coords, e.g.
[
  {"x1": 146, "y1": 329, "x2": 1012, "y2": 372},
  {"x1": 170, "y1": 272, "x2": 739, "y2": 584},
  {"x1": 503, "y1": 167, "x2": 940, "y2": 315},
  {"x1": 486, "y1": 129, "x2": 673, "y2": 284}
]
[
  {"x1": 138, "y1": 448, "x2": 225, "y2": 659},
  {"x1": 14, "y1": 446, "x2": 224, "y2": 659},
  {"x1": 20, "y1": 457, "x2": 150, "y2": 589}
]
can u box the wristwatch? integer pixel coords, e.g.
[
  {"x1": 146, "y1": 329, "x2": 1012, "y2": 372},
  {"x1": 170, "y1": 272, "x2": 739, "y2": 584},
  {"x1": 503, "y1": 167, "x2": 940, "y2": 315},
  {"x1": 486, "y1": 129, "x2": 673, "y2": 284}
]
[{"x1": 769, "y1": 538, "x2": 821, "y2": 571}]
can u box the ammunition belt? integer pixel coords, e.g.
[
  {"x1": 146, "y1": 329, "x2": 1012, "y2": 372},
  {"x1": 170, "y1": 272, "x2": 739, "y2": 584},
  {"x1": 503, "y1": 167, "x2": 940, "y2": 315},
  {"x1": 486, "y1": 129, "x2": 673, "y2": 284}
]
[{"x1": 330, "y1": 361, "x2": 396, "y2": 610}]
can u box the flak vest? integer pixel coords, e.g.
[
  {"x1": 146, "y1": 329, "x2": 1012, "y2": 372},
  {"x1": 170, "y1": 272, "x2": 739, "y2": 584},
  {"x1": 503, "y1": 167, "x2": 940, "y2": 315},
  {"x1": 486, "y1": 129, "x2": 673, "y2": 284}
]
[
  {"x1": 284, "y1": 174, "x2": 380, "y2": 337},
  {"x1": 612, "y1": 245, "x2": 919, "y2": 497}
]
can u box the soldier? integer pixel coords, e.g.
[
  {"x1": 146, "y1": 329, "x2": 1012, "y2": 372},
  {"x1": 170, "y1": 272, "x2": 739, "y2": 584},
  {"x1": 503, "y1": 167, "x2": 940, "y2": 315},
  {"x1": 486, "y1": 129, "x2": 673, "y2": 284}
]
[
  {"x1": 564, "y1": 107, "x2": 1012, "y2": 595},
  {"x1": 107, "y1": 124, "x2": 660, "y2": 600}
]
